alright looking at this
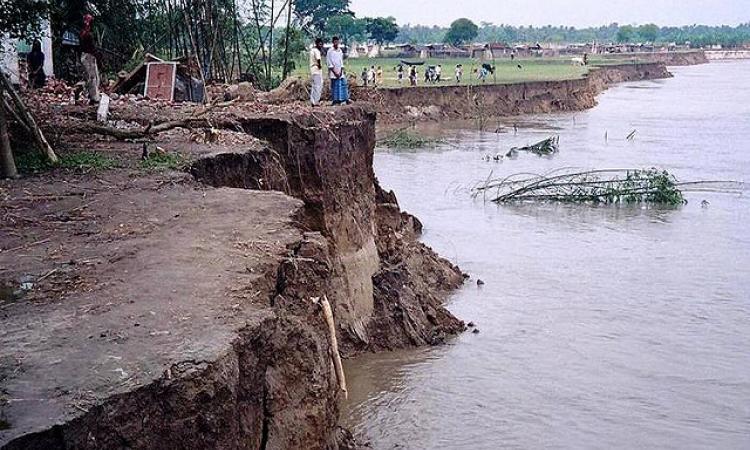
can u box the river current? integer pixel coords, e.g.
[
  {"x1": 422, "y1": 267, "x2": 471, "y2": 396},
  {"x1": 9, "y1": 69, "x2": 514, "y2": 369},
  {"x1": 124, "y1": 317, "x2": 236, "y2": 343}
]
[{"x1": 344, "y1": 61, "x2": 750, "y2": 449}]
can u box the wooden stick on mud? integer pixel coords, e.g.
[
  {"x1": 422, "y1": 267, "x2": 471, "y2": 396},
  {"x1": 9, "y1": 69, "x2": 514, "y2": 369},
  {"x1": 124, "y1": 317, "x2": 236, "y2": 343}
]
[{"x1": 320, "y1": 295, "x2": 348, "y2": 399}]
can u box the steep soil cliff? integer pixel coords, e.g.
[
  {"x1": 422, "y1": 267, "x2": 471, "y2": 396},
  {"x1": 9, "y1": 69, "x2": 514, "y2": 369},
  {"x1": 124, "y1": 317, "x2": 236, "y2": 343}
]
[
  {"x1": 357, "y1": 62, "x2": 673, "y2": 123},
  {"x1": 1, "y1": 105, "x2": 463, "y2": 449},
  {"x1": 191, "y1": 106, "x2": 466, "y2": 356},
  {"x1": 599, "y1": 50, "x2": 708, "y2": 66}
]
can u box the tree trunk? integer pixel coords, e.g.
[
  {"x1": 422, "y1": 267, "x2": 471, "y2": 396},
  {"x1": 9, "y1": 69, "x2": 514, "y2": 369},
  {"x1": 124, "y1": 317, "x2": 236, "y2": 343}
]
[
  {"x1": 282, "y1": 0, "x2": 293, "y2": 79},
  {"x1": 0, "y1": 101, "x2": 18, "y2": 179},
  {"x1": 0, "y1": 71, "x2": 58, "y2": 164}
]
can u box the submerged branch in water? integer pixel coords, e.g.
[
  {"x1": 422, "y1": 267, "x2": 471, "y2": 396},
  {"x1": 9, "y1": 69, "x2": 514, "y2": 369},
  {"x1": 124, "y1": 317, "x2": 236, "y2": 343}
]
[{"x1": 473, "y1": 168, "x2": 745, "y2": 205}]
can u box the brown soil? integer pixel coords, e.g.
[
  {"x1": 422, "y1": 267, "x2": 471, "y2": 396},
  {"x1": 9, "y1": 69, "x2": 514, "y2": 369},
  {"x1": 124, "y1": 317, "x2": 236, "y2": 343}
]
[
  {"x1": 1, "y1": 60, "x2": 675, "y2": 447},
  {"x1": 1, "y1": 103, "x2": 465, "y2": 449}
]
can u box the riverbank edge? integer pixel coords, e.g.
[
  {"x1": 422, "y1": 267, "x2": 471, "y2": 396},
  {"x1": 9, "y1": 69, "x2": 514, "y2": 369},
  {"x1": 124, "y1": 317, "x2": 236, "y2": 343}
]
[
  {"x1": 358, "y1": 62, "x2": 675, "y2": 123},
  {"x1": 0, "y1": 56, "x2": 694, "y2": 448},
  {"x1": 1, "y1": 106, "x2": 464, "y2": 450}
]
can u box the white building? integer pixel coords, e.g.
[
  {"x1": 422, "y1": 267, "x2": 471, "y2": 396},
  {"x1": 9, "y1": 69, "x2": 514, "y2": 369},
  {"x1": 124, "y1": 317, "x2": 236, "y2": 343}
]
[{"x1": 1, "y1": 19, "x2": 55, "y2": 85}]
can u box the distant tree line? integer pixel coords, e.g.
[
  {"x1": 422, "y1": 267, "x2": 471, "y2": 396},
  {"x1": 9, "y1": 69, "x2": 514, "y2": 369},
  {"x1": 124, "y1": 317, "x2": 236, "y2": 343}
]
[{"x1": 397, "y1": 21, "x2": 750, "y2": 48}]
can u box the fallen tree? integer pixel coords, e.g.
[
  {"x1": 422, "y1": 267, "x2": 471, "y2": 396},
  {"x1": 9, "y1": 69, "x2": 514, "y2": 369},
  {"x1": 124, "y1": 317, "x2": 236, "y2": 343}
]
[
  {"x1": 65, "y1": 99, "x2": 234, "y2": 140},
  {"x1": 0, "y1": 70, "x2": 59, "y2": 178},
  {"x1": 473, "y1": 168, "x2": 745, "y2": 205}
]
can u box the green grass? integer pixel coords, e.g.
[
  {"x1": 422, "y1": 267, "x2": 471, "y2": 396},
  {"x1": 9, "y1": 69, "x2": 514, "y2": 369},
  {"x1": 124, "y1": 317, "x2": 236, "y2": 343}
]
[
  {"x1": 139, "y1": 151, "x2": 187, "y2": 171},
  {"x1": 293, "y1": 56, "x2": 600, "y2": 87},
  {"x1": 291, "y1": 55, "x2": 658, "y2": 88},
  {"x1": 15, "y1": 151, "x2": 117, "y2": 174}
]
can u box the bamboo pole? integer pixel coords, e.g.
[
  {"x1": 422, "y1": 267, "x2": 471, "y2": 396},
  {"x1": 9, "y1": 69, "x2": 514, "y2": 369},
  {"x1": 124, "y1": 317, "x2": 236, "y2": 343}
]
[
  {"x1": 282, "y1": 0, "x2": 294, "y2": 79},
  {"x1": 182, "y1": 2, "x2": 209, "y2": 103},
  {"x1": 319, "y1": 295, "x2": 347, "y2": 399}
]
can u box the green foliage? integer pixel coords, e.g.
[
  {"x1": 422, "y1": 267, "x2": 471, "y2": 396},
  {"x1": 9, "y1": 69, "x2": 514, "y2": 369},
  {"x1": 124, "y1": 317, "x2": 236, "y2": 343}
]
[
  {"x1": 139, "y1": 151, "x2": 186, "y2": 171},
  {"x1": 295, "y1": 0, "x2": 350, "y2": 32},
  {"x1": 15, "y1": 151, "x2": 116, "y2": 174},
  {"x1": 0, "y1": 1, "x2": 50, "y2": 39},
  {"x1": 397, "y1": 22, "x2": 750, "y2": 47},
  {"x1": 377, "y1": 129, "x2": 442, "y2": 149},
  {"x1": 326, "y1": 14, "x2": 367, "y2": 45},
  {"x1": 365, "y1": 17, "x2": 399, "y2": 45},
  {"x1": 637, "y1": 24, "x2": 659, "y2": 43},
  {"x1": 273, "y1": 26, "x2": 306, "y2": 75},
  {"x1": 616, "y1": 25, "x2": 636, "y2": 43},
  {"x1": 444, "y1": 18, "x2": 479, "y2": 45}
]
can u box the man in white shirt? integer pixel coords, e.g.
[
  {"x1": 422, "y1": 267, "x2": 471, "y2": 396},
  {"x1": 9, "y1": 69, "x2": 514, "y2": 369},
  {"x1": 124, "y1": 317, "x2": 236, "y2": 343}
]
[
  {"x1": 326, "y1": 36, "x2": 348, "y2": 105},
  {"x1": 309, "y1": 38, "x2": 324, "y2": 106}
]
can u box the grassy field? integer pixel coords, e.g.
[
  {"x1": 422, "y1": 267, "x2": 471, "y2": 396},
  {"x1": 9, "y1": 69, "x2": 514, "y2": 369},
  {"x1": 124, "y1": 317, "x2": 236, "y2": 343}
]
[{"x1": 292, "y1": 56, "x2": 611, "y2": 87}]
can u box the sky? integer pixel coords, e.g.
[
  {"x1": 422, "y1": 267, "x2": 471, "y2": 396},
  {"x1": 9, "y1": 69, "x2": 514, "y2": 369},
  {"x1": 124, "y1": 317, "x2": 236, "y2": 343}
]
[{"x1": 349, "y1": 0, "x2": 749, "y2": 27}]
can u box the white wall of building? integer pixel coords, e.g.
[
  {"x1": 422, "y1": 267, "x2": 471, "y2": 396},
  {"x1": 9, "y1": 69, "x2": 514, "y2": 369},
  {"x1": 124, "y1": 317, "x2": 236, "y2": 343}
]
[
  {"x1": 0, "y1": 19, "x2": 54, "y2": 85},
  {"x1": 1, "y1": 35, "x2": 20, "y2": 84}
]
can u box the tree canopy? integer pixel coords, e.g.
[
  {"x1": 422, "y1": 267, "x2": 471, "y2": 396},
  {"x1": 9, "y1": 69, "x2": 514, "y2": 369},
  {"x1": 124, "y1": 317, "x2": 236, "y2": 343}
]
[
  {"x1": 365, "y1": 17, "x2": 399, "y2": 45},
  {"x1": 294, "y1": 0, "x2": 350, "y2": 33},
  {"x1": 326, "y1": 14, "x2": 367, "y2": 45},
  {"x1": 444, "y1": 18, "x2": 479, "y2": 45},
  {"x1": 0, "y1": 0, "x2": 50, "y2": 39},
  {"x1": 397, "y1": 21, "x2": 750, "y2": 48}
]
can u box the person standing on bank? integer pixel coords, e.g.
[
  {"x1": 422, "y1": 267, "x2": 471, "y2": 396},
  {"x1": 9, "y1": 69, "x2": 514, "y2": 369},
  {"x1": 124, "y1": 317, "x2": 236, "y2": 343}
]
[
  {"x1": 26, "y1": 40, "x2": 46, "y2": 89},
  {"x1": 309, "y1": 38, "x2": 324, "y2": 106},
  {"x1": 326, "y1": 36, "x2": 348, "y2": 105},
  {"x1": 79, "y1": 14, "x2": 101, "y2": 104}
]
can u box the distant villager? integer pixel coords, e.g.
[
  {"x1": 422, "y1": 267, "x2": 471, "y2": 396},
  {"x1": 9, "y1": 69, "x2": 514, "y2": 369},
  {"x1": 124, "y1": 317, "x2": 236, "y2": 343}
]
[
  {"x1": 26, "y1": 40, "x2": 46, "y2": 89},
  {"x1": 409, "y1": 65, "x2": 418, "y2": 86},
  {"x1": 309, "y1": 38, "x2": 324, "y2": 106},
  {"x1": 79, "y1": 14, "x2": 101, "y2": 103}
]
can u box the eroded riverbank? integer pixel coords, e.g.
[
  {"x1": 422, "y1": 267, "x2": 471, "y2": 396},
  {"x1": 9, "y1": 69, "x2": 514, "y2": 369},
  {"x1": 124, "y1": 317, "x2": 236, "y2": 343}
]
[
  {"x1": 0, "y1": 106, "x2": 463, "y2": 449},
  {"x1": 344, "y1": 60, "x2": 750, "y2": 449}
]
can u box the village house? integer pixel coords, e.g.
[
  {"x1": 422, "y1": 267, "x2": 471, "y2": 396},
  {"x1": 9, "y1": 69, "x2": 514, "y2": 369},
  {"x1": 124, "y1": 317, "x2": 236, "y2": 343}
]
[{"x1": 467, "y1": 42, "x2": 513, "y2": 59}]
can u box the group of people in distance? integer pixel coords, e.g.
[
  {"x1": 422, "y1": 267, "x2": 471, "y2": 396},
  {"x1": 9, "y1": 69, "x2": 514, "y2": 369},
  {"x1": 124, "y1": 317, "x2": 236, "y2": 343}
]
[
  {"x1": 360, "y1": 65, "x2": 384, "y2": 87},
  {"x1": 395, "y1": 63, "x2": 464, "y2": 87},
  {"x1": 309, "y1": 37, "x2": 478, "y2": 106}
]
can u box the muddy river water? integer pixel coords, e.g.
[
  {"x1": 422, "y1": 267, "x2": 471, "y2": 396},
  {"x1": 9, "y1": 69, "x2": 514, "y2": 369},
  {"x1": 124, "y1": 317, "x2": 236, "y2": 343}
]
[{"x1": 343, "y1": 61, "x2": 750, "y2": 449}]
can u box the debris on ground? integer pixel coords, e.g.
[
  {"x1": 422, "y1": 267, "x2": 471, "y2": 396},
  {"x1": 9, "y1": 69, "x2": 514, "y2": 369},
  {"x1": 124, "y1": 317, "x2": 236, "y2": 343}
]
[{"x1": 262, "y1": 76, "x2": 310, "y2": 104}]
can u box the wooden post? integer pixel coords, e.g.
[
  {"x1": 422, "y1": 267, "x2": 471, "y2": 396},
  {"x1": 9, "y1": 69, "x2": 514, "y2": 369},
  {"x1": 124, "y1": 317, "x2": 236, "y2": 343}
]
[{"x1": 320, "y1": 295, "x2": 347, "y2": 399}]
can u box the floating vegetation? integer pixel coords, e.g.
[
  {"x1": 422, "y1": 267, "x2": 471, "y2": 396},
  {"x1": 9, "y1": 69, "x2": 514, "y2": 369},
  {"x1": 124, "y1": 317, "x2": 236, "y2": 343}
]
[
  {"x1": 512, "y1": 136, "x2": 559, "y2": 156},
  {"x1": 473, "y1": 168, "x2": 745, "y2": 205},
  {"x1": 377, "y1": 128, "x2": 443, "y2": 149}
]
